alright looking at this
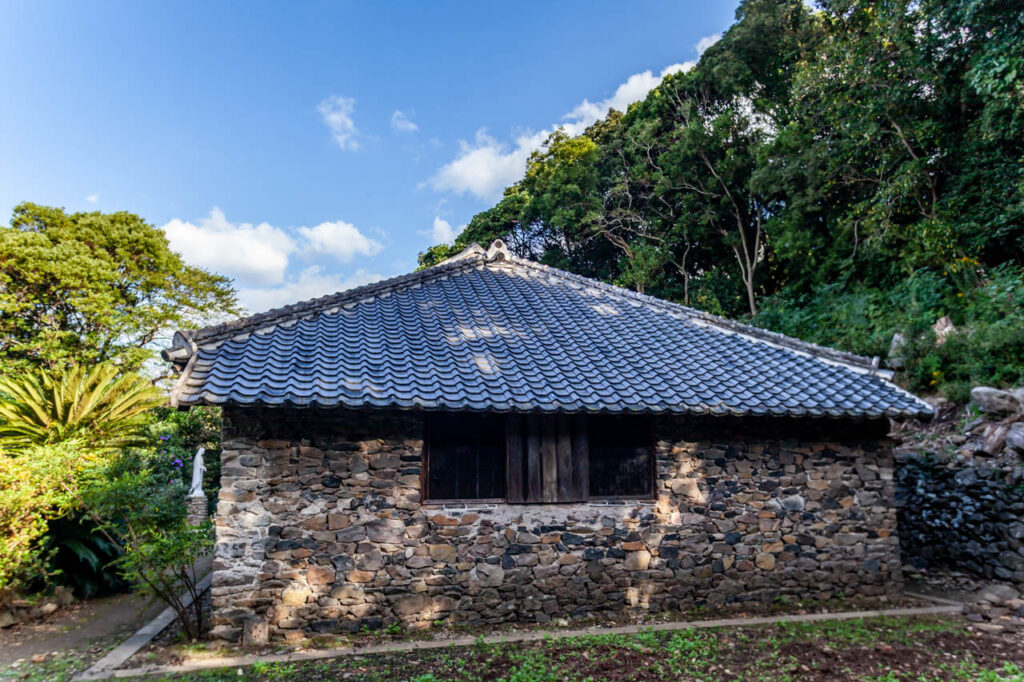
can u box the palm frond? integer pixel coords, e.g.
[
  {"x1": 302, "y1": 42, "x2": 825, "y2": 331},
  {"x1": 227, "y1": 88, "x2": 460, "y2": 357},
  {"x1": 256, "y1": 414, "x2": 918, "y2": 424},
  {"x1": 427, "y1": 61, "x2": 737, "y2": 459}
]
[{"x1": 0, "y1": 363, "x2": 165, "y2": 452}]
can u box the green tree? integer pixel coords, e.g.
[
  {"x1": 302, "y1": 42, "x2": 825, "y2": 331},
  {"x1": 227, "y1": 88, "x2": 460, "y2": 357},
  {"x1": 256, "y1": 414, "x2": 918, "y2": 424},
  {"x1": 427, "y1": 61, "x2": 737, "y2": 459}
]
[
  {"x1": 414, "y1": 0, "x2": 1024, "y2": 397},
  {"x1": 0, "y1": 203, "x2": 239, "y2": 373},
  {"x1": 417, "y1": 188, "x2": 533, "y2": 269}
]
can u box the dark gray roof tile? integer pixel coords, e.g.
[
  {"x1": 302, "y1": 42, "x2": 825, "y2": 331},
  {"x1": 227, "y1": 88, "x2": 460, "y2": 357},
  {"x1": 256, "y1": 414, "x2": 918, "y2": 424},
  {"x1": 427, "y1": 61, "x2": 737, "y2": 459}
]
[{"x1": 164, "y1": 242, "x2": 933, "y2": 419}]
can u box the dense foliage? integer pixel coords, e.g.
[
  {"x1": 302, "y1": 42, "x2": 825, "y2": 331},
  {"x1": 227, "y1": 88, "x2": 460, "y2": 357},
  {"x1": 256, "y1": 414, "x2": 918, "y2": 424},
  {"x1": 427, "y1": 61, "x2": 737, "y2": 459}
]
[
  {"x1": 0, "y1": 364, "x2": 162, "y2": 595},
  {"x1": 0, "y1": 203, "x2": 233, "y2": 607},
  {"x1": 0, "y1": 202, "x2": 238, "y2": 374},
  {"x1": 420, "y1": 0, "x2": 1024, "y2": 396},
  {"x1": 0, "y1": 441, "x2": 88, "y2": 603},
  {"x1": 38, "y1": 406, "x2": 222, "y2": 599}
]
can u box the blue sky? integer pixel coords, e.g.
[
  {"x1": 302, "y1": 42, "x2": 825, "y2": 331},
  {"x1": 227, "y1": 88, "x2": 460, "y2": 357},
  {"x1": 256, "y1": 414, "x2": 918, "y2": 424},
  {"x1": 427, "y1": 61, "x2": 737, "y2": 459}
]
[{"x1": 0, "y1": 1, "x2": 739, "y2": 314}]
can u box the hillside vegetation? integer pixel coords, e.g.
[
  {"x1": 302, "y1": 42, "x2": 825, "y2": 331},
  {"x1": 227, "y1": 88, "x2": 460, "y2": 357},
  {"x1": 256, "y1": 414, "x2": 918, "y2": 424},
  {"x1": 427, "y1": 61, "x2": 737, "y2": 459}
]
[{"x1": 420, "y1": 0, "x2": 1024, "y2": 401}]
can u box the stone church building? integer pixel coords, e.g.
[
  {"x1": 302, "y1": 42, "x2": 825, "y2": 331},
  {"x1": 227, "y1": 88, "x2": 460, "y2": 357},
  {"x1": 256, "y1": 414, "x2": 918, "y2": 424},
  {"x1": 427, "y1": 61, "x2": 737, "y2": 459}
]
[{"x1": 163, "y1": 240, "x2": 932, "y2": 642}]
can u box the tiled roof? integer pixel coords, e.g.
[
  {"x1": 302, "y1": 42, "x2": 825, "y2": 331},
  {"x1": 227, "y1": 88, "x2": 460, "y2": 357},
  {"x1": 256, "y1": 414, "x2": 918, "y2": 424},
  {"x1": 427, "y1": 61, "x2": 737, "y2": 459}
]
[{"x1": 164, "y1": 241, "x2": 933, "y2": 419}]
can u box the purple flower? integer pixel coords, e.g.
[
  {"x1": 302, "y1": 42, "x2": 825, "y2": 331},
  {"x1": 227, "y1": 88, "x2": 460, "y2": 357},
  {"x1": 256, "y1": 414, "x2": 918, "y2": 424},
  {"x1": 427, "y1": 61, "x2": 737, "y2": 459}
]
[{"x1": 173, "y1": 458, "x2": 183, "y2": 468}]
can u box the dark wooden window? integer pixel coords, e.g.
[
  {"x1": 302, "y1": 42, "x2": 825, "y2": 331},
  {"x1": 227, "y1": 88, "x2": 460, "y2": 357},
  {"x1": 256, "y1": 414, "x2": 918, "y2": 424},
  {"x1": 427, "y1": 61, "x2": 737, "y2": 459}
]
[
  {"x1": 506, "y1": 414, "x2": 589, "y2": 503},
  {"x1": 424, "y1": 413, "x2": 506, "y2": 501},
  {"x1": 424, "y1": 412, "x2": 653, "y2": 503},
  {"x1": 587, "y1": 416, "x2": 654, "y2": 498}
]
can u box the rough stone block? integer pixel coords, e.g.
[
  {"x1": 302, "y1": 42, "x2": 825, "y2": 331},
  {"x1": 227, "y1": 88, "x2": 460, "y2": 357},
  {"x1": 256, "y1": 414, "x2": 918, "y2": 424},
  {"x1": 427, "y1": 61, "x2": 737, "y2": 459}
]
[{"x1": 281, "y1": 584, "x2": 311, "y2": 606}]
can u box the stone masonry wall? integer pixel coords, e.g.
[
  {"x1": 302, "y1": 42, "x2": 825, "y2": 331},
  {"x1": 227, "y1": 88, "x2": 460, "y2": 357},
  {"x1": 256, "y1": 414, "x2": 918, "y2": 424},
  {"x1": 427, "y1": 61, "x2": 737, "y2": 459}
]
[{"x1": 210, "y1": 407, "x2": 901, "y2": 642}]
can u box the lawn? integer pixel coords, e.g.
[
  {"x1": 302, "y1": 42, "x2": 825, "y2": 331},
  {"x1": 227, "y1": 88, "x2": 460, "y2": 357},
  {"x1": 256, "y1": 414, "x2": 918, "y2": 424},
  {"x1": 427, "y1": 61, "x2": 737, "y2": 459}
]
[{"x1": 103, "y1": 615, "x2": 1024, "y2": 682}]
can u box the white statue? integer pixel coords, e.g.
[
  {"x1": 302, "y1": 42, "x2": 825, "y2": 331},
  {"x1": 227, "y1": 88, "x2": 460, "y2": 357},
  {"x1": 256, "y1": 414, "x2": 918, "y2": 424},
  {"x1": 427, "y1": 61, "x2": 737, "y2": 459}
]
[{"x1": 189, "y1": 447, "x2": 206, "y2": 498}]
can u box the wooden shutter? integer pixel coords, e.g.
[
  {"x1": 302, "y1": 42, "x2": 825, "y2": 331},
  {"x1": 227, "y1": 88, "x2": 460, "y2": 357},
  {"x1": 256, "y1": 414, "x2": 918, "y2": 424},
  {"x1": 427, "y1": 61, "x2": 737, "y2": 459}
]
[
  {"x1": 506, "y1": 414, "x2": 589, "y2": 503},
  {"x1": 506, "y1": 414, "x2": 525, "y2": 503}
]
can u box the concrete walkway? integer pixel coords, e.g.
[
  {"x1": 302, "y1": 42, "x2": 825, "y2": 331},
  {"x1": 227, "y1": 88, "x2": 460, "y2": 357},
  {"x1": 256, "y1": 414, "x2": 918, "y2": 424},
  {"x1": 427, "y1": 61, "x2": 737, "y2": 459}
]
[
  {"x1": 0, "y1": 592, "x2": 166, "y2": 668},
  {"x1": 78, "y1": 600, "x2": 962, "y2": 680}
]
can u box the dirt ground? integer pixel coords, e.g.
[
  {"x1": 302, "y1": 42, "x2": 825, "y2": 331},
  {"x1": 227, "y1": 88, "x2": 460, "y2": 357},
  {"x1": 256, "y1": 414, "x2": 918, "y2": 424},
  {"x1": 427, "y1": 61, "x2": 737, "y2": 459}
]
[
  {"x1": 115, "y1": 614, "x2": 1024, "y2": 682},
  {"x1": 0, "y1": 591, "x2": 164, "y2": 668}
]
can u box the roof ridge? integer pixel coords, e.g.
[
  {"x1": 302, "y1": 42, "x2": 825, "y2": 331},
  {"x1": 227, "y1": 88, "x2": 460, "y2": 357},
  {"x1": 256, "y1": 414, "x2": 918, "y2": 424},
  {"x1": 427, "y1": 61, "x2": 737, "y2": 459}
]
[
  {"x1": 501, "y1": 255, "x2": 883, "y2": 374},
  {"x1": 181, "y1": 251, "x2": 487, "y2": 348}
]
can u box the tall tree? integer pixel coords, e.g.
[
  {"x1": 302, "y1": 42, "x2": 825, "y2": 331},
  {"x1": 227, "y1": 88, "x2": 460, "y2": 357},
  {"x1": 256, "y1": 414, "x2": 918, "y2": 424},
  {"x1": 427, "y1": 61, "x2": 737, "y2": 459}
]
[
  {"x1": 414, "y1": 0, "x2": 1024, "y2": 394},
  {"x1": 0, "y1": 203, "x2": 239, "y2": 372}
]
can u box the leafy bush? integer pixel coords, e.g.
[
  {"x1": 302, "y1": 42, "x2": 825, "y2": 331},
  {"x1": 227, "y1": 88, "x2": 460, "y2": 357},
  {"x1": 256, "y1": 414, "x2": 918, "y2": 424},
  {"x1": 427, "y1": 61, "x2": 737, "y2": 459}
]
[
  {"x1": 0, "y1": 441, "x2": 89, "y2": 603},
  {"x1": 0, "y1": 363, "x2": 163, "y2": 451},
  {"x1": 755, "y1": 265, "x2": 1024, "y2": 399},
  {"x1": 41, "y1": 514, "x2": 128, "y2": 599}
]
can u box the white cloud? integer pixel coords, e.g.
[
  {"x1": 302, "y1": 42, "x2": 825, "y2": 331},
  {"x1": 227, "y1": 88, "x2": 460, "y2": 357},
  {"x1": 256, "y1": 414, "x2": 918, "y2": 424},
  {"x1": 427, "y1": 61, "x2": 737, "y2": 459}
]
[
  {"x1": 162, "y1": 208, "x2": 296, "y2": 285},
  {"x1": 317, "y1": 94, "x2": 360, "y2": 150},
  {"x1": 429, "y1": 129, "x2": 548, "y2": 202},
  {"x1": 696, "y1": 33, "x2": 721, "y2": 56},
  {"x1": 391, "y1": 109, "x2": 419, "y2": 133},
  {"x1": 428, "y1": 34, "x2": 719, "y2": 202},
  {"x1": 238, "y1": 266, "x2": 383, "y2": 313},
  {"x1": 430, "y1": 216, "x2": 464, "y2": 244},
  {"x1": 298, "y1": 220, "x2": 383, "y2": 262},
  {"x1": 85, "y1": 193, "x2": 99, "y2": 204}
]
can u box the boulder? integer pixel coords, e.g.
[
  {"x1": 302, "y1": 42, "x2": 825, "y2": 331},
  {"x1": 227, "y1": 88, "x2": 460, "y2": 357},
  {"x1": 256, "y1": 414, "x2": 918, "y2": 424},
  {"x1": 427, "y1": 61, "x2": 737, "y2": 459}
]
[
  {"x1": 970, "y1": 387, "x2": 1020, "y2": 415},
  {"x1": 976, "y1": 583, "x2": 1020, "y2": 603},
  {"x1": 1006, "y1": 422, "x2": 1024, "y2": 453},
  {"x1": 888, "y1": 332, "x2": 906, "y2": 369},
  {"x1": 980, "y1": 423, "x2": 1010, "y2": 455},
  {"x1": 932, "y1": 316, "x2": 956, "y2": 345},
  {"x1": 53, "y1": 585, "x2": 75, "y2": 607}
]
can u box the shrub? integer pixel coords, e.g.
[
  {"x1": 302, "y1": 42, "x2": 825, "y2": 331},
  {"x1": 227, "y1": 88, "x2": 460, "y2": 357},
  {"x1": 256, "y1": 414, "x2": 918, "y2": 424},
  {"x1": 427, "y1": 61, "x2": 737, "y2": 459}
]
[
  {"x1": 0, "y1": 442, "x2": 89, "y2": 604},
  {"x1": 754, "y1": 265, "x2": 1024, "y2": 400},
  {"x1": 84, "y1": 450, "x2": 212, "y2": 639}
]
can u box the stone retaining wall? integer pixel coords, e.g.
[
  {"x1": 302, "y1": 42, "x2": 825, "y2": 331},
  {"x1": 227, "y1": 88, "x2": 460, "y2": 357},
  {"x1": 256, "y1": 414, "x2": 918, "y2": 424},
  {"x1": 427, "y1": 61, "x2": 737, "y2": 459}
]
[
  {"x1": 896, "y1": 457, "x2": 1024, "y2": 583},
  {"x1": 210, "y1": 407, "x2": 901, "y2": 642}
]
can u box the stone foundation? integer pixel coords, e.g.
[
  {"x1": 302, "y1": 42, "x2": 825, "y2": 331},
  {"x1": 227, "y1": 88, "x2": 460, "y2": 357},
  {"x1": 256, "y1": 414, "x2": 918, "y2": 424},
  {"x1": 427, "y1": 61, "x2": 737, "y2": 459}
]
[
  {"x1": 210, "y1": 407, "x2": 901, "y2": 641},
  {"x1": 187, "y1": 496, "x2": 209, "y2": 526}
]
